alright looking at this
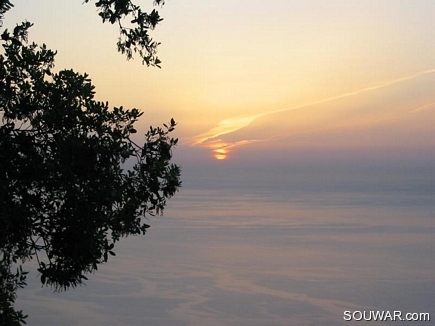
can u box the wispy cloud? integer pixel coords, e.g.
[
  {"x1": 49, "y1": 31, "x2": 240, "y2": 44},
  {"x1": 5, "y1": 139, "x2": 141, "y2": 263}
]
[
  {"x1": 191, "y1": 115, "x2": 265, "y2": 145},
  {"x1": 409, "y1": 101, "x2": 435, "y2": 113},
  {"x1": 191, "y1": 69, "x2": 435, "y2": 154}
]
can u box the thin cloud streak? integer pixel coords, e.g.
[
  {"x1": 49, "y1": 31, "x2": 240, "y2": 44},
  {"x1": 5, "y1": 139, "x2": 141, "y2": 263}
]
[
  {"x1": 191, "y1": 115, "x2": 264, "y2": 145},
  {"x1": 409, "y1": 101, "x2": 435, "y2": 113},
  {"x1": 191, "y1": 69, "x2": 435, "y2": 148}
]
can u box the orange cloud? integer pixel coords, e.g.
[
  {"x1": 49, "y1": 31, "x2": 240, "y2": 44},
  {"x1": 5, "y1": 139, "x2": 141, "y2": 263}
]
[{"x1": 191, "y1": 68, "x2": 435, "y2": 156}]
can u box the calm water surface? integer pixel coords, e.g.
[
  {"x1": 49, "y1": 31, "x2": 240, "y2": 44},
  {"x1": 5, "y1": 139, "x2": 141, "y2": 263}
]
[{"x1": 17, "y1": 164, "x2": 435, "y2": 325}]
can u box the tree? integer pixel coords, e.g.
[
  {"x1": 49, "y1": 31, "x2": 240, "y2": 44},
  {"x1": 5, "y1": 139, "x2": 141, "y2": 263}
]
[
  {"x1": 83, "y1": 0, "x2": 166, "y2": 67},
  {"x1": 0, "y1": 1, "x2": 181, "y2": 324}
]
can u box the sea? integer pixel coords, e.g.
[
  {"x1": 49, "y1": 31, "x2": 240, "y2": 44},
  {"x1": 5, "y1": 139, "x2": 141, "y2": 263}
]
[{"x1": 16, "y1": 161, "x2": 435, "y2": 325}]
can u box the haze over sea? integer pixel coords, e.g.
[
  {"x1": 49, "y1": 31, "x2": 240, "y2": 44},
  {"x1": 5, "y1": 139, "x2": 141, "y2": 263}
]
[{"x1": 17, "y1": 158, "x2": 435, "y2": 325}]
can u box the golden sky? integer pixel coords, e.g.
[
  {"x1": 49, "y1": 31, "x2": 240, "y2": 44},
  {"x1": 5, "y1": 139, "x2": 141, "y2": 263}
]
[{"x1": 5, "y1": 0, "x2": 435, "y2": 163}]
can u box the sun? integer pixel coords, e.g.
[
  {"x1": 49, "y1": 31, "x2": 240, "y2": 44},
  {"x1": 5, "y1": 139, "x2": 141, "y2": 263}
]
[{"x1": 214, "y1": 148, "x2": 227, "y2": 160}]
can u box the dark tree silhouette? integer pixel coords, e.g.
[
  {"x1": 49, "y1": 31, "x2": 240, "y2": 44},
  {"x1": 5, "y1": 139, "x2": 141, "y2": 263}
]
[
  {"x1": 84, "y1": 0, "x2": 166, "y2": 67},
  {"x1": 0, "y1": 1, "x2": 180, "y2": 324}
]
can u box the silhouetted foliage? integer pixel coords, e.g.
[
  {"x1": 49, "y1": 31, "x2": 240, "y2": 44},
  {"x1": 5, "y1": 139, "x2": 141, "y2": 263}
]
[
  {"x1": 0, "y1": 1, "x2": 180, "y2": 323},
  {"x1": 84, "y1": 0, "x2": 166, "y2": 67},
  {"x1": 0, "y1": 263, "x2": 28, "y2": 325}
]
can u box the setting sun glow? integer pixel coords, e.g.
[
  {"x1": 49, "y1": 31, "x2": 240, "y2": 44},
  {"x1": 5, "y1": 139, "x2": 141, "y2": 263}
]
[
  {"x1": 10, "y1": 0, "x2": 435, "y2": 166},
  {"x1": 214, "y1": 148, "x2": 227, "y2": 160}
]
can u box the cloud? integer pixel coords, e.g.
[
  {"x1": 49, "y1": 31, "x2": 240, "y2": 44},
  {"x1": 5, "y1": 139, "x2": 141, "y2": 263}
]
[
  {"x1": 190, "y1": 68, "x2": 435, "y2": 155},
  {"x1": 409, "y1": 101, "x2": 435, "y2": 114},
  {"x1": 191, "y1": 115, "x2": 265, "y2": 146}
]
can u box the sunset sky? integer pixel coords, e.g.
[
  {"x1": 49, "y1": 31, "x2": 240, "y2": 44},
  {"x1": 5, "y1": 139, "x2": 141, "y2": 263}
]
[
  {"x1": 5, "y1": 0, "x2": 435, "y2": 164},
  {"x1": 6, "y1": 3, "x2": 435, "y2": 324}
]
